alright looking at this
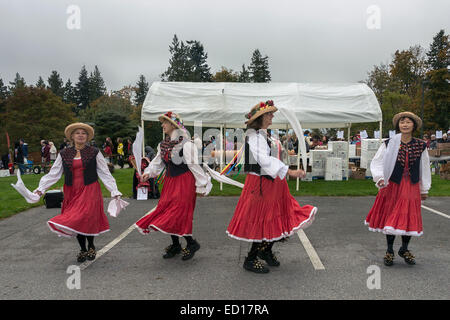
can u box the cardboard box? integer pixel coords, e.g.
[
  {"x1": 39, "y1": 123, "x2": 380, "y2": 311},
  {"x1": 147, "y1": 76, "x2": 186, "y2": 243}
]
[
  {"x1": 440, "y1": 172, "x2": 450, "y2": 180},
  {"x1": 356, "y1": 146, "x2": 361, "y2": 156},
  {"x1": 351, "y1": 168, "x2": 366, "y2": 180},
  {"x1": 428, "y1": 149, "x2": 441, "y2": 157},
  {"x1": 361, "y1": 139, "x2": 382, "y2": 150},
  {"x1": 440, "y1": 163, "x2": 450, "y2": 173},
  {"x1": 437, "y1": 143, "x2": 450, "y2": 150}
]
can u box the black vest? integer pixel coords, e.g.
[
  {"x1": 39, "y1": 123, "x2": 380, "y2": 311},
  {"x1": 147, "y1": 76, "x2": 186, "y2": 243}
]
[
  {"x1": 385, "y1": 138, "x2": 426, "y2": 185},
  {"x1": 244, "y1": 134, "x2": 274, "y2": 181},
  {"x1": 60, "y1": 146, "x2": 99, "y2": 186},
  {"x1": 162, "y1": 146, "x2": 190, "y2": 177}
]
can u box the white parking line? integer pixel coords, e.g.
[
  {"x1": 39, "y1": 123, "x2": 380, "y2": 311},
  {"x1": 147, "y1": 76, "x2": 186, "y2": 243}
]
[
  {"x1": 297, "y1": 230, "x2": 325, "y2": 270},
  {"x1": 422, "y1": 205, "x2": 450, "y2": 219},
  {"x1": 79, "y1": 207, "x2": 156, "y2": 270}
]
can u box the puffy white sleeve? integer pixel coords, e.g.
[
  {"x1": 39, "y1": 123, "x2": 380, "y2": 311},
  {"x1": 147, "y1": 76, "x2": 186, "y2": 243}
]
[
  {"x1": 248, "y1": 134, "x2": 289, "y2": 180},
  {"x1": 419, "y1": 148, "x2": 431, "y2": 194},
  {"x1": 143, "y1": 143, "x2": 165, "y2": 178},
  {"x1": 35, "y1": 154, "x2": 64, "y2": 193},
  {"x1": 370, "y1": 143, "x2": 386, "y2": 186},
  {"x1": 183, "y1": 141, "x2": 212, "y2": 195},
  {"x1": 96, "y1": 152, "x2": 122, "y2": 197}
]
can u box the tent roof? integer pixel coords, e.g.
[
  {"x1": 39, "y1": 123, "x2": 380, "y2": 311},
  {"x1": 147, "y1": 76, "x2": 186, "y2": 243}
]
[{"x1": 141, "y1": 82, "x2": 382, "y2": 129}]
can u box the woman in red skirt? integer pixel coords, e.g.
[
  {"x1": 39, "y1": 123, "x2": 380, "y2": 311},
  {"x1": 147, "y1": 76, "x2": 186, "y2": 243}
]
[
  {"x1": 365, "y1": 112, "x2": 431, "y2": 266},
  {"x1": 34, "y1": 123, "x2": 122, "y2": 263},
  {"x1": 135, "y1": 112, "x2": 212, "y2": 261},
  {"x1": 227, "y1": 100, "x2": 318, "y2": 273}
]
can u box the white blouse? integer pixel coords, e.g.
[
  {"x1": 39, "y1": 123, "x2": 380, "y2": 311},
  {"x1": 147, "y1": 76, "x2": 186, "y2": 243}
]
[
  {"x1": 35, "y1": 152, "x2": 122, "y2": 197},
  {"x1": 370, "y1": 142, "x2": 431, "y2": 194},
  {"x1": 144, "y1": 140, "x2": 212, "y2": 196},
  {"x1": 247, "y1": 130, "x2": 289, "y2": 180}
]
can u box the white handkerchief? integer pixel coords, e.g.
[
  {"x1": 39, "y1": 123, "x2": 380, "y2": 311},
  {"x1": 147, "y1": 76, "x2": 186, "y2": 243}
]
[
  {"x1": 11, "y1": 170, "x2": 41, "y2": 203},
  {"x1": 107, "y1": 198, "x2": 129, "y2": 217}
]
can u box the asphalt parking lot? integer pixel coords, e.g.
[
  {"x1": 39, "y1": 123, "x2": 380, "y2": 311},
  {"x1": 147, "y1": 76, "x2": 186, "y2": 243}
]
[{"x1": 0, "y1": 196, "x2": 449, "y2": 300}]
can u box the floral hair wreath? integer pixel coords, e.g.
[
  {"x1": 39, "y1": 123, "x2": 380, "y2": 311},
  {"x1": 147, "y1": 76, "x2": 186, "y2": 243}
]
[
  {"x1": 245, "y1": 100, "x2": 275, "y2": 120},
  {"x1": 164, "y1": 111, "x2": 185, "y2": 129}
]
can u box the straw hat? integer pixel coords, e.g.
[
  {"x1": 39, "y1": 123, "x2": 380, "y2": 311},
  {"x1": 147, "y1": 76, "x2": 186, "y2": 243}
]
[
  {"x1": 64, "y1": 122, "x2": 95, "y2": 141},
  {"x1": 392, "y1": 112, "x2": 422, "y2": 130},
  {"x1": 158, "y1": 111, "x2": 185, "y2": 130},
  {"x1": 245, "y1": 100, "x2": 278, "y2": 125}
]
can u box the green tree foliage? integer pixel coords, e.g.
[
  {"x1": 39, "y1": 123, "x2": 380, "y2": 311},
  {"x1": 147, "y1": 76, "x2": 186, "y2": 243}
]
[
  {"x1": 238, "y1": 64, "x2": 251, "y2": 83},
  {"x1": 0, "y1": 86, "x2": 76, "y2": 153},
  {"x1": 249, "y1": 49, "x2": 271, "y2": 83},
  {"x1": 134, "y1": 75, "x2": 149, "y2": 106},
  {"x1": 9, "y1": 73, "x2": 26, "y2": 93},
  {"x1": 63, "y1": 79, "x2": 77, "y2": 105},
  {"x1": 47, "y1": 70, "x2": 64, "y2": 98},
  {"x1": 75, "y1": 65, "x2": 90, "y2": 113},
  {"x1": 161, "y1": 35, "x2": 212, "y2": 82},
  {"x1": 212, "y1": 67, "x2": 239, "y2": 82},
  {"x1": 425, "y1": 29, "x2": 449, "y2": 130},
  {"x1": 78, "y1": 94, "x2": 139, "y2": 146},
  {"x1": 89, "y1": 65, "x2": 107, "y2": 102},
  {"x1": 36, "y1": 76, "x2": 46, "y2": 89}
]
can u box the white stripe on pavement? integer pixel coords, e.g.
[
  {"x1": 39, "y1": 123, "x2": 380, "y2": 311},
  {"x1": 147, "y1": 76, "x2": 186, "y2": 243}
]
[
  {"x1": 297, "y1": 230, "x2": 325, "y2": 270},
  {"x1": 79, "y1": 207, "x2": 156, "y2": 270},
  {"x1": 421, "y1": 205, "x2": 450, "y2": 219}
]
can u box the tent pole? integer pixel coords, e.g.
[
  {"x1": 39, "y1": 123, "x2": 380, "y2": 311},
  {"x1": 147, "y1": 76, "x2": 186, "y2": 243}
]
[
  {"x1": 220, "y1": 124, "x2": 224, "y2": 191},
  {"x1": 379, "y1": 121, "x2": 382, "y2": 141},
  {"x1": 296, "y1": 124, "x2": 300, "y2": 191},
  {"x1": 141, "y1": 120, "x2": 145, "y2": 153}
]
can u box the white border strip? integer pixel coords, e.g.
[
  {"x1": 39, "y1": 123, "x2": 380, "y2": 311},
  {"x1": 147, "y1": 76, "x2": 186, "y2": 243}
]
[
  {"x1": 297, "y1": 230, "x2": 325, "y2": 270},
  {"x1": 79, "y1": 207, "x2": 157, "y2": 270},
  {"x1": 421, "y1": 205, "x2": 450, "y2": 219}
]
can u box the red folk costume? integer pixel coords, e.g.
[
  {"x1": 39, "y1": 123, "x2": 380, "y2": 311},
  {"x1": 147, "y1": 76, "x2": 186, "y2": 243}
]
[
  {"x1": 135, "y1": 112, "x2": 212, "y2": 237},
  {"x1": 35, "y1": 127, "x2": 122, "y2": 238},
  {"x1": 227, "y1": 101, "x2": 318, "y2": 273},
  {"x1": 365, "y1": 134, "x2": 431, "y2": 236}
]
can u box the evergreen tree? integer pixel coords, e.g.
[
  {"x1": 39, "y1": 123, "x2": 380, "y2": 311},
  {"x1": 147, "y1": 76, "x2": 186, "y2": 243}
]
[
  {"x1": 75, "y1": 65, "x2": 90, "y2": 112},
  {"x1": 63, "y1": 79, "x2": 76, "y2": 105},
  {"x1": 0, "y1": 78, "x2": 8, "y2": 100},
  {"x1": 161, "y1": 34, "x2": 192, "y2": 81},
  {"x1": 186, "y1": 40, "x2": 212, "y2": 82},
  {"x1": 427, "y1": 29, "x2": 450, "y2": 70},
  {"x1": 47, "y1": 70, "x2": 64, "y2": 97},
  {"x1": 134, "y1": 75, "x2": 149, "y2": 106},
  {"x1": 249, "y1": 49, "x2": 271, "y2": 83},
  {"x1": 426, "y1": 29, "x2": 450, "y2": 130},
  {"x1": 89, "y1": 65, "x2": 107, "y2": 102},
  {"x1": 9, "y1": 73, "x2": 26, "y2": 92},
  {"x1": 36, "y1": 76, "x2": 46, "y2": 89},
  {"x1": 238, "y1": 64, "x2": 251, "y2": 82}
]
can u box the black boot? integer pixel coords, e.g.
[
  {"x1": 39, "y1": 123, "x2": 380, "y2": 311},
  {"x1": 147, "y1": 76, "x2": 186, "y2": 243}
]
[
  {"x1": 257, "y1": 241, "x2": 280, "y2": 267},
  {"x1": 181, "y1": 238, "x2": 200, "y2": 261},
  {"x1": 163, "y1": 244, "x2": 182, "y2": 259},
  {"x1": 243, "y1": 242, "x2": 269, "y2": 274}
]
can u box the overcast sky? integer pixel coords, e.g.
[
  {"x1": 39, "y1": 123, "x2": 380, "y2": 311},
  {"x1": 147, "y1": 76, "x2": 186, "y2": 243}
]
[{"x1": 1, "y1": 0, "x2": 449, "y2": 91}]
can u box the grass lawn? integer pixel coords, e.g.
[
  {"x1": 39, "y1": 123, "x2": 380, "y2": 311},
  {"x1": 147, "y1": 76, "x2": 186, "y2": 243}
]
[{"x1": 1, "y1": 168, "x2": 448, "y2": 219}]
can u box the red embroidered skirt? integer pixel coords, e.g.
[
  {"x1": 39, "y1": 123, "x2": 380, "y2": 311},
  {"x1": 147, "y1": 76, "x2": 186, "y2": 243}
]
[
  {"x1": 47, "y1": 159, "x2": 109, "y2": 237},
  {"x1": 365, "y1": 175, "x2": 423, "y2": 236},
  {"x1": 226, "y1": 174, "x2": 318, "y2": 242},
  {"x1": 135, "y1": 171, "x2": 197, "y2": 237}
]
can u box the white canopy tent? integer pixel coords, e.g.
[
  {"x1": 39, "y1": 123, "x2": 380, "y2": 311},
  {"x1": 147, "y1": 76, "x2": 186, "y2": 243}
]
[
  {"x1": 140, "y1": 82, "x2": 382, "y2": 190},
  {"x1": 141, "y1": 82, "x2": 382, "y2": 129}
]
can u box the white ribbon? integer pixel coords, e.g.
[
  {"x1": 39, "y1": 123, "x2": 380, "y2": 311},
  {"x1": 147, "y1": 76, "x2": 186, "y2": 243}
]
[
  {"x1": 107, "y1": 197, "x2": 130, "y2": 217},
  {"x1": 11, "y1": 170, "x2": 41, "y2": 203}
]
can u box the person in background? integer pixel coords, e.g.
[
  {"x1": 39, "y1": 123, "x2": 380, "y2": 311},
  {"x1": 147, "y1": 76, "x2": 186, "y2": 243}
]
[
  {"x1": 117, "y1": 138, "x2": 125, "y2": 169},
  {"x1": 423, "y1": 134, "x2": 430, "y2": 148},
  {"x1": 103, "y1": 137, "x2": 113, "y2": 163},
  {"x1": 60, "y1": 138, "x2": 69, "y2": 151},
  {"x1": 438, "y1": 133, "x2": 449, "y2": 144},
  {"x1": 15, "y1": 140, "x2": 25, "y2": 175},
  {"x1": 429, "y1": 134, "x2": 437, "y2": 149},
  {"x1": 41, "y1": 140, "x2": 51, "y2": 167},
  {"x1": 49, "y1": 142, "x2": 57, "y2": 161}
]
